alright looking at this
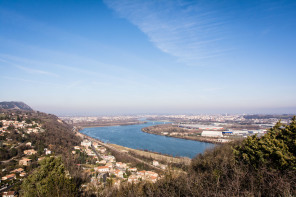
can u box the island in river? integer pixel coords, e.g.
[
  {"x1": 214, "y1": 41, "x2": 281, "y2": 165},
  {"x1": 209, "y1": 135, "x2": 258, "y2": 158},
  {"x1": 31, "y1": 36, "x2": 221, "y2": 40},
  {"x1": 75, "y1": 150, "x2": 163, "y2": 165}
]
[{"x1": 142, "y1": 124, "x2": 231, "y2": 144}]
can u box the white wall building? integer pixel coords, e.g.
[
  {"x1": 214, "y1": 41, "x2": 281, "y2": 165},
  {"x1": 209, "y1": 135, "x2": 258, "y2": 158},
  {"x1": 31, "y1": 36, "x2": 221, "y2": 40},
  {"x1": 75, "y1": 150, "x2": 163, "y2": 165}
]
[
  {"x1": 81, "y1": 139, "x2": 92, "y2": 147},
  {"x1": 201, "y1": 131, "x2": 223, "y2": 138}
]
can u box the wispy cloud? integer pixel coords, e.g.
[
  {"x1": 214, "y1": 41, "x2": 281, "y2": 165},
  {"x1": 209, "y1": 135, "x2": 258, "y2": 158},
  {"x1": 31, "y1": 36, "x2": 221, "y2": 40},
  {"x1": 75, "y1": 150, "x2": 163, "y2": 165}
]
[
  {"x1": 0, "y1": 52, "x2": 162, "y2": 89},
  {"x1": 16, "y1": 65, "x2": 59, "y2": 77},
  {"x1": 0, "y1": 52, "x2": 166, "y2": 93},
  {"x1": 0, "y1": 57, "x2": 59, "y2": 77},
  {"x1": 104, "y1": 0, "x2": 228, "y2": 65},
  {"x1": 1, "y1": 76, "x2": 60, "y2": 86}
]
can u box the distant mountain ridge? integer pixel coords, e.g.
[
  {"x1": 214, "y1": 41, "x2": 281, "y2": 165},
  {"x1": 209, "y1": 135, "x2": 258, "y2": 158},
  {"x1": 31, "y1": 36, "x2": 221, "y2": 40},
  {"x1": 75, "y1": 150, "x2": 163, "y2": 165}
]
[{"x1": 0, "y1": 101, "x2": 33, "y2": 111}]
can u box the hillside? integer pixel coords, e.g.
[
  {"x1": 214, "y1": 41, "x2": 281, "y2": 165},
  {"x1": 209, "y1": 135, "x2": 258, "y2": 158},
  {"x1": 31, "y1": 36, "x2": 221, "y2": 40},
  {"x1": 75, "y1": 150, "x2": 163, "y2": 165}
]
[
  {"x1": 0, "y1": 101, "x2": 33, "y2": 111},
  {"x1": 0, "y1": 108, "x2": 86, "y2": 196}
]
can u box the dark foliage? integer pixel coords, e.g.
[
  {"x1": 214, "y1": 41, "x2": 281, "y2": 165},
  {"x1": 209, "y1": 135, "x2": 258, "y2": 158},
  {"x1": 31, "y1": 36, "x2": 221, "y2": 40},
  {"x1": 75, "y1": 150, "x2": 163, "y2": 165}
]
[{"x1": 21, "y1": 157, "x2": 78, "y2": 197}]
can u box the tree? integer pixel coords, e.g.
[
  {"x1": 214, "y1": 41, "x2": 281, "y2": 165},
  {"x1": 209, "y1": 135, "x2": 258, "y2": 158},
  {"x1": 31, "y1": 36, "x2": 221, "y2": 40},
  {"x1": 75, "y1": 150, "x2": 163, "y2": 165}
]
[
  {"x1": 21, "y1": 156, "x2": 78, "y2": 197},
  {"x1": 234, "y1": 117, "x2": 296, "y2": 170}
]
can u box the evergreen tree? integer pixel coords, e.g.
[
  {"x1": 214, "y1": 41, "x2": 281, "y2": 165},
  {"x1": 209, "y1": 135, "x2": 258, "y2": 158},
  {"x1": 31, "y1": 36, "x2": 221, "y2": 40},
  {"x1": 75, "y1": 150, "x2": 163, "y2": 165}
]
[
  {"x1": 21, "y1": 156, "x2": 78, "y2": 197},
  {"x1": 234, "y1": 117, "x2": 296, "y2": 170}
]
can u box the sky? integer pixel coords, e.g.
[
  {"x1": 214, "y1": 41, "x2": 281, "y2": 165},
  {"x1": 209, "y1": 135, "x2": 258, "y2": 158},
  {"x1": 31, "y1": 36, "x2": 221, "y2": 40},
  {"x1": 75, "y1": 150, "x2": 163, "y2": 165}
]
[{"x1": 0, "y1": 0, "x2": 296, "y2": 115}]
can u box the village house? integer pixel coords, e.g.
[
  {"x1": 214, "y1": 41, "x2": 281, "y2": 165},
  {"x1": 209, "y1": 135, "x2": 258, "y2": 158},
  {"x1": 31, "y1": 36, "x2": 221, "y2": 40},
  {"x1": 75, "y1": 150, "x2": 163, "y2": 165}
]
[
  {"x1": 10, "y1": 168, "x2": 24, "y2": 174},
  {"x1": 150, "y1": 176, "x2": 158, "y2": 183},
  {"x1": 152, "y1": 160, "x2": 159, "y2": 166},
  {"x1": 20, "y1": 172, "x2": 27, "y2": 177},
  {"x1": 74, "y1": 146, "x2": 80, "y2": 150},
  {"x1": 44, "y1": 148, "x2": 52, "y2": 155},
  {"x1": 128, "y1": 167, "x2": 138, "y2": 173},
  {"x1": 138, "y1": 170, "x2": 146, "y2": 179},
  {"x1": 85, "y1": 149, "x2": 96, "y2": 156},
  {"x1": 19, "y1": 158, "x2": 32, "y2": 166},
  {"x1": 128, "y1": 175, "x2": 139, "y2": 183},
  {"x1": 1, "y1": 174, "x2": 16, "y2": 181},
  {"x1": 145, "y1": 171, "x2": 159, "y2": 179},
  {"x1": 137, "y1": 170, "x2": 159, "y2": 182},
  {"x1": 115, "y1": 162, "x2": 127, "y2": 169},
  {"x1": 98, "y1": 160, "x2": 107, "y2": 165},
  {"x1": 92, "y1": 142, "x2": 100, "y2": 148},
  {"x1": 113, "y1": 169, "x2": 124, "y2": 178},
  {"x1": 102, "y1": 155, "x2": 115, "y2": 162},
  {"x1": 81, "y1": 139, "x2": 92, "y2": 147},
  {"x1": 2, "y1": 191, "x2": 18, "y2": 197},
  {"x1": 24, "y1": 149, "x2": 37, "y2": 155},
  {"x1": 96, "y1": 166, "x2": 110, "y2": 173},
  {"x1": 26, "y1": 128, "x2": 33, "y2": 134}
]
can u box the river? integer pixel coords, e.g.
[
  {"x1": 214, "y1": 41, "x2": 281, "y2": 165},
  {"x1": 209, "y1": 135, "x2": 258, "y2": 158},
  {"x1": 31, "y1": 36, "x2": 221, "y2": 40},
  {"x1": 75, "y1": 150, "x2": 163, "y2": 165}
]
[{"x1": 80, "y1": 121, "x2": 215, "y2": 158}]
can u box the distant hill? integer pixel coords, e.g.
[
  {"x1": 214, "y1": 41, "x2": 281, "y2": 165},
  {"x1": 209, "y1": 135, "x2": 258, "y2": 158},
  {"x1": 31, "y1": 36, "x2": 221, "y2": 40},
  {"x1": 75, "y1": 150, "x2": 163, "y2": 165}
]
[{"x1": 0, "y1": 101, "x2": 33, "y2": 111}]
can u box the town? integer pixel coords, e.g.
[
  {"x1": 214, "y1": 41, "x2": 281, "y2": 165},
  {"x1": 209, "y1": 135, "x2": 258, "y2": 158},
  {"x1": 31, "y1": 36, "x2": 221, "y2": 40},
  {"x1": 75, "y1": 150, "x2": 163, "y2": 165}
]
[
  {"x1": 0, "y1": 112, "x2": 52, "y2": 196},
  {"x1": 74, "y1": 138, "x2": 162, "y2": 188}
]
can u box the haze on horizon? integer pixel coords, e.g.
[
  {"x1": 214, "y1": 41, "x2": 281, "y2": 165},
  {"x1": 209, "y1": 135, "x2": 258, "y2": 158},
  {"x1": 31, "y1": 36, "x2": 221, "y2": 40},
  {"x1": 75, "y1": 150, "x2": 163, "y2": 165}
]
[{"x1": 1, "y1": 0, "x2": 296, "y2": 116}]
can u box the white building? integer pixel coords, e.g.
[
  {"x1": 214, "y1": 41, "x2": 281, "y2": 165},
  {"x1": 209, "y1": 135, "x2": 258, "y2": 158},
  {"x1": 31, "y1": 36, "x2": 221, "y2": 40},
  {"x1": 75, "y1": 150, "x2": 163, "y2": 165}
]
[
  {"x1": 81, "y1": 139, "x2": 92, "y2": 147},
  {"x1": 44, "y1": 148, "x2": 52, "y2": 155},
  {"x1": 152, "y1": 160, "x2": 159, "y2": 166},
  {"x1": 116, "y1": 162, "x2": 127, "y2": 169},
  {"x1": 201, "y1": 131, "x2": 223, "y2": 138}
]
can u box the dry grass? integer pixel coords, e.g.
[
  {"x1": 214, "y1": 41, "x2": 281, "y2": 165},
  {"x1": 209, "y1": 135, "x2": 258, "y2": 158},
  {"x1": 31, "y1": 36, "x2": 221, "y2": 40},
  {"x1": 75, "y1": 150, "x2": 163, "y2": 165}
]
[{"x1": 108, "y1": 143, "x2": 191, "y2": 165}]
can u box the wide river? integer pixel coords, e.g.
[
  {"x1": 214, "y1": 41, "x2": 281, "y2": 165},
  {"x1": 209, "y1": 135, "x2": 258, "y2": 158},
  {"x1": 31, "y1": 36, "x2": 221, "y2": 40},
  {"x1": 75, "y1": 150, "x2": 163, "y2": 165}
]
[{"x1": 80, "y1": 122, "x2": 215, "y2": 158}]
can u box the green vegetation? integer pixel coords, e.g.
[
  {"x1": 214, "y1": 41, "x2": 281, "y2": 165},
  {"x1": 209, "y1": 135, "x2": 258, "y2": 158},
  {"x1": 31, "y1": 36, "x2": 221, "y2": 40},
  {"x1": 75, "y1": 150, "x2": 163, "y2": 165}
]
[{"x1": 21, "y1": 157, "x2": 78, "y2": 197}]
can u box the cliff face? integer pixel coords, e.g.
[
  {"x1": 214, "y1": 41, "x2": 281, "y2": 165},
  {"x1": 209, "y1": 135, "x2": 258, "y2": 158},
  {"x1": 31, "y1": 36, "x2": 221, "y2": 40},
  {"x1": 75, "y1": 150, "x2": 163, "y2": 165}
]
[{"x1": 0, "y1": 101, "x2": 33, "y2": 111}]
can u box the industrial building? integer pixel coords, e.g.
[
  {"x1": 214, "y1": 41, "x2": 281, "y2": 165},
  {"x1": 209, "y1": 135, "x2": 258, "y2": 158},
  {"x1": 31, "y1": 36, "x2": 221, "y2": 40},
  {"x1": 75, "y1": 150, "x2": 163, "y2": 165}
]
[{"x1": 201, "y1": 131, "x2": 223, "y2": 137}]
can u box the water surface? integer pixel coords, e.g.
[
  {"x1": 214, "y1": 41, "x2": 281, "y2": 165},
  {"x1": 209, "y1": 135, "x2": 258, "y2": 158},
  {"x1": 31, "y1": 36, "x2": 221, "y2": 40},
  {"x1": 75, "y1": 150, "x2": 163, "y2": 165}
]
[{"x1": 81, "y1": 122, "x2": 215, "y2": 158}]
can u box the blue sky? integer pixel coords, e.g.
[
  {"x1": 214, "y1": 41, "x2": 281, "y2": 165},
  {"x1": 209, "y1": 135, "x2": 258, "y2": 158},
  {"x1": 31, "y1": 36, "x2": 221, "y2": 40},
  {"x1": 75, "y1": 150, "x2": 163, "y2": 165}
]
[{"x1": 0, "y1": 0, "x2": 296, "y2": 115}]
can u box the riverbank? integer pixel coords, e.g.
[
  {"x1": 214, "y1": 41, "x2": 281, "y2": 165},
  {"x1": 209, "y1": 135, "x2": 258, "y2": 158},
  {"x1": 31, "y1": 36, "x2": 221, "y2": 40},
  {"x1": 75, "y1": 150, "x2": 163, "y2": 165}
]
[{"x1": 142, "y1": 125, "x2": 226, "y2": 144}]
